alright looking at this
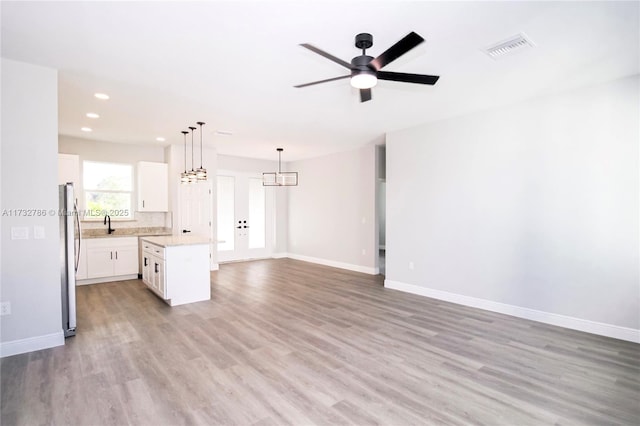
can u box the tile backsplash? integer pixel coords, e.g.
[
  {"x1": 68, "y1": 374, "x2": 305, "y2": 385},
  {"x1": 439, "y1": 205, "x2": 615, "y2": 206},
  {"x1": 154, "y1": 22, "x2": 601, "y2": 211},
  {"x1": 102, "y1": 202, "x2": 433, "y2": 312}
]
[{"x1": 81, "y1": 211, "x2": 172, "y2": 230}]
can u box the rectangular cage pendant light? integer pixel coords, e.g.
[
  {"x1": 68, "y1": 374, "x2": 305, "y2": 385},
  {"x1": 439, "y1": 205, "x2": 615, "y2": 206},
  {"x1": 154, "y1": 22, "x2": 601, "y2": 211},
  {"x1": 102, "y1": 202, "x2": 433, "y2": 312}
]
[{"x1": 263, "y1": 148, "x2": 298, "y2": 186}]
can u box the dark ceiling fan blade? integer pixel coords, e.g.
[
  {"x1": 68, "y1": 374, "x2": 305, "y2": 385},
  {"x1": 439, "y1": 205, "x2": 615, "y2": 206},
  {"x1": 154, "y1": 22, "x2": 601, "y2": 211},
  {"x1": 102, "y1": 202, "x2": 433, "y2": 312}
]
[
  {"x1": 300, "y1": 43, "x2": 352, "y2": 69},
  {"x1": 294, "y1": 75, "x2": 350, "y2": 88},
  {"x1": 368, "y1": 32, "x2": 425, "y2": 71},
  {"x1": 360, "y1": 88, "x2": 372, "y2": 102},
  {"x1": 377, "y1": 71, "x2": 440, "y2": 85}
]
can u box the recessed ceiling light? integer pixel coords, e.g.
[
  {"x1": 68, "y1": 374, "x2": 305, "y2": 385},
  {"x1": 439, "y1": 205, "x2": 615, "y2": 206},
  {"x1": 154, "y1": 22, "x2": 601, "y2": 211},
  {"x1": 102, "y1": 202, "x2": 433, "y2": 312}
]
[
  {"x1": 156, "y1": 137, "x2": 166, "y2": 142},
  {"x1": 86, "y1": 112, "x2": 100, "y2": 119},
  {"x1": 215, "y1": 130, "x2": 233, "y2": 136},
  {"x1": 94, "y1": 93, "x2": 109, "y2": 100},
  {"x1": 81, "y1": 127, "x2": 92, "y2": 132}
]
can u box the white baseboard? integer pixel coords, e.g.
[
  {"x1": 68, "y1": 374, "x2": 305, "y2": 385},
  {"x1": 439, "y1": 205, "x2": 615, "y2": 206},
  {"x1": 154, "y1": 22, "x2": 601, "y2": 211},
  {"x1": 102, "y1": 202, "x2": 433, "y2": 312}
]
[
  {"x1": 384, "y1": 280, "x2": 640, "y2": 343},
  {"x1": 271, "y1": 252, "x2": 288, "y2": 259},
  {"x1": 0, "y1": 331, "x2": 65, "y2": 358},
  {"x1": 284, "y1": 253, "x2": 379, "y2": 275},
  {"x1": 210, "y1": 263, "x2": 219, "y2": 271},
  {"x1": 77, "y1": 274, "x2": 138, "y2": 286}
]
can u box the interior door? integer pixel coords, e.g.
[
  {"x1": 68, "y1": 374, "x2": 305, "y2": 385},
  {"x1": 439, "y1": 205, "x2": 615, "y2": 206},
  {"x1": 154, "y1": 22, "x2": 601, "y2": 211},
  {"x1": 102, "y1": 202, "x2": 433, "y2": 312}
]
[
  {"x1": 179, "y1": 180, "x2": 214, "y2": 268},
  {"x1": 217, "y1": 171, "x2": 273, "y2": 262}
]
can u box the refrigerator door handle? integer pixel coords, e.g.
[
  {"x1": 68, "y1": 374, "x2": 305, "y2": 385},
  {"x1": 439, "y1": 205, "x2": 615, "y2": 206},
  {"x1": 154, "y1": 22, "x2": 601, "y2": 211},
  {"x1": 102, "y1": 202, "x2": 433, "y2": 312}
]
[
  {"x1": 74, "y1": 198, "x2": 81, "y2": 273},
  {"x1": 65, "y1": 184, "x2": 77, "y2": 333}
]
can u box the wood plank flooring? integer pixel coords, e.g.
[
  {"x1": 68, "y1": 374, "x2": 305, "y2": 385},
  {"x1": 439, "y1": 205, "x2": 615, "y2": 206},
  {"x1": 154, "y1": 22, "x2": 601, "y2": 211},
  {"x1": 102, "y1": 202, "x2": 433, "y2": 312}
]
[{"x1": 2, "y1": 258, "x2": 639, "y2": 425}]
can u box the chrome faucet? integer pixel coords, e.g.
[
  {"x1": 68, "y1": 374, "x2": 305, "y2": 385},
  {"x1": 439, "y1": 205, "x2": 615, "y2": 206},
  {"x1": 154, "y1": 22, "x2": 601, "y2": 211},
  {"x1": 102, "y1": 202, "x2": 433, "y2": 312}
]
[{"x1": 104, "y1": 215, "x2": 115, "y2": 234}]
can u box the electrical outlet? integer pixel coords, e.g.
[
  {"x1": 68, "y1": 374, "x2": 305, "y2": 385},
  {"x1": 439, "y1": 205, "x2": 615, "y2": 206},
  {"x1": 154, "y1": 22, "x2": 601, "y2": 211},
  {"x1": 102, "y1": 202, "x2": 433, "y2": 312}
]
[
  {"x1": 408, "y1": 261, "x2": 415, "y2": 270},
  {"x1": 0, "y1": 301, "x2": 11, "y2": 316}
]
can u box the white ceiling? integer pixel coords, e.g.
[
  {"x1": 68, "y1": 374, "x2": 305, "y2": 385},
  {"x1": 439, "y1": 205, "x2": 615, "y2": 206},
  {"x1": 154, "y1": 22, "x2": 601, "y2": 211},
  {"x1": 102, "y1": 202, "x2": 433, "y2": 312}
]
[{"x1": 2, "y1": 1, "x2": 638, "y2": 161}]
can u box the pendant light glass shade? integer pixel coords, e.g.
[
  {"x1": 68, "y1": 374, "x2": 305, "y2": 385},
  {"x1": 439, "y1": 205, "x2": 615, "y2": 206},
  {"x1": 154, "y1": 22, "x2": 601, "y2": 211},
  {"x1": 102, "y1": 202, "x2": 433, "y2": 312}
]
[
  {"x1": 196, "y1": 121, "x2": 207, "y2": 181},
  {"x1": 180, "y1": 131, "x2": 189, "y2": 184}
]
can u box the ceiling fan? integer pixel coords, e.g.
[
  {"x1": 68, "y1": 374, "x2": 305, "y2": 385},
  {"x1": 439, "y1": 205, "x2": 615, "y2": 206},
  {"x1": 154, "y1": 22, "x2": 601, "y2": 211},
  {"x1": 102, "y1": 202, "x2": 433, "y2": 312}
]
[{"x1": 294, "y1": 32, "x2": 440, "y2": 102}]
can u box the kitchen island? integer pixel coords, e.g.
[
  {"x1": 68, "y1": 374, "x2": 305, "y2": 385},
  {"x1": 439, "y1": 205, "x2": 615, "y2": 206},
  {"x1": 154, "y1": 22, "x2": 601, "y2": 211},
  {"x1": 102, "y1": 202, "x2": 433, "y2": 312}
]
[{"x1": 140, "y1": 235, "x2": 211, "y2": 306}]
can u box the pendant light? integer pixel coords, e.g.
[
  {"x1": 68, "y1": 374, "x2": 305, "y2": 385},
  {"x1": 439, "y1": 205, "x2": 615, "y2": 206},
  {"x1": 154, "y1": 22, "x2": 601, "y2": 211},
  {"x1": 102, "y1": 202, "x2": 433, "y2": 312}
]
[
  {"x1": 180, "y1": 131, "x2": 189, "y2": 184},
  {"x1": 188, "y1": 126, "x2": 197, "y2": 183},
  {"x1": 196, "y1": 121, "x2": 207, "y2": 180},
  {"x1": 263, "y1": 148, "x2": 298, "y2": 186}
]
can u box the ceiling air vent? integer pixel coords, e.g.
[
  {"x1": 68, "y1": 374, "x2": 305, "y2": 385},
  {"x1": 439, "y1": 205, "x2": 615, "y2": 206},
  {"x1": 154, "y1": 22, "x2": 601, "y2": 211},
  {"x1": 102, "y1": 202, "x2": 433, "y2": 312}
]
[{"x1": 484, "y1": 33, "x2": 535, "y2": 59}]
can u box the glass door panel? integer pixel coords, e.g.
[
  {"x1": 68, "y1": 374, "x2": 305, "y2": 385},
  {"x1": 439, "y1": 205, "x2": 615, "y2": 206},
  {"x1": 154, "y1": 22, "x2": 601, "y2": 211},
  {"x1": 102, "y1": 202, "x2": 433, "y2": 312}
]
[
  {"x1": 217, "y1": 175, "x2": 235, "y2": 252},
  {"x1": 248, "y1": 178, "x2": 265, "y2": 249}
]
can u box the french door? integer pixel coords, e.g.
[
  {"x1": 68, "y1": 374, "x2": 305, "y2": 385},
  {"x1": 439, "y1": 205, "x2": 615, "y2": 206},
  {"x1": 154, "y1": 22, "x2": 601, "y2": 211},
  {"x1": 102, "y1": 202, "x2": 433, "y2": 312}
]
[{"x1": 217, "y1": 171, "x2": 273, "y2": 262}]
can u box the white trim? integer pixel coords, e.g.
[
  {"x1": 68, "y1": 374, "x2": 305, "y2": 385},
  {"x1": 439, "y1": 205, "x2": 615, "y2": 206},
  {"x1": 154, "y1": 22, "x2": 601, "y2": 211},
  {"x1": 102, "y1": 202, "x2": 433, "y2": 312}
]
[
  {"x1": 285, "y1": 253, "x2": 379, "y2": 275},
  {"x1": 210, "y1": 263, "x2": 219, "y2": 271},
  {"x1": 384, "y1": 280, "x2": 640, "y2": 344},
  {"x1": 271, "y1": 252, "x2": 288, "y2": 259},
  {"x1": 0, "y1": 331, "x2": 65, "y2": 358}
]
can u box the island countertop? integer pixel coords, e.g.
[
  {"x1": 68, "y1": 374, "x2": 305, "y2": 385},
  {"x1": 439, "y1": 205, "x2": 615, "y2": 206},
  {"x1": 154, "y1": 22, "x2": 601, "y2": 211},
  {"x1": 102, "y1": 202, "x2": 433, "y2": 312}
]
[{"x1": 140, "y1": 235, "x2": 210, "y2": 247}]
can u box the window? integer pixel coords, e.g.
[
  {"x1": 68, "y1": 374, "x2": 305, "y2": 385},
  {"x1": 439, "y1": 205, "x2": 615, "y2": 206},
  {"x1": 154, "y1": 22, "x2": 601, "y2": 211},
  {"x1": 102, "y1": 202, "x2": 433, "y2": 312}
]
[{"x1": 83, "y1": 161, "x2": 133, "y2": 220}]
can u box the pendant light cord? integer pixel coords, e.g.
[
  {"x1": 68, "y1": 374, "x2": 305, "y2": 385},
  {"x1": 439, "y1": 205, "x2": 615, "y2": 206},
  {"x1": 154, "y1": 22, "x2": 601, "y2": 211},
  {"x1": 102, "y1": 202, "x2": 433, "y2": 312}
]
[
  {"x1": 197, "y1": 122, "x2": 205, "y2": 168},
  {"x1": 189, "y1": 127, "x2": 196, "y2": 171},
  {"x1": 182, "y1": 131, "x2": 188, "y2": 172}
]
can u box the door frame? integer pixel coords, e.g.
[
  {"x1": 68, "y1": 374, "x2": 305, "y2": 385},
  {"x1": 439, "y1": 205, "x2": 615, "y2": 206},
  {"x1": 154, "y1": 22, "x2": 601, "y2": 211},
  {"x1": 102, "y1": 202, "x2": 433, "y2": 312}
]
[{"x1": 217, "y1": 170, "x2": 275, "y2": 263}]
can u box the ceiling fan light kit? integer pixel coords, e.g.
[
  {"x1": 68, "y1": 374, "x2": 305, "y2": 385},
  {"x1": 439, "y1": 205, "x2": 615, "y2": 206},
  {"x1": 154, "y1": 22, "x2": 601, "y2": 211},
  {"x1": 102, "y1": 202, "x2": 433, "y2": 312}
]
[
  {"x1": 263, "y1": 148, "x2": 298, "y2": 187},
  {"x1": 295, "y1": 31, "x2": 440, "y2": 102}
]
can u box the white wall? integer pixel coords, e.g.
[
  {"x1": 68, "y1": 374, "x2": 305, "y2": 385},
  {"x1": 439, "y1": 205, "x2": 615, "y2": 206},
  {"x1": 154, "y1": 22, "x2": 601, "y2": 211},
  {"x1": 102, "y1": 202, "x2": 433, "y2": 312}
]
[
  {"x1": 1, "y1": 59, "x2": 63, "y2": 355},
  {"x1": 386, "y1": 75, "x2": 639, "y2": 341},
  {"x1": 59, "y1": 135, "x2": 165, "y2": 163},
  {"x1": 287, "y1": 144, "x2": 378, "y2": 274}
]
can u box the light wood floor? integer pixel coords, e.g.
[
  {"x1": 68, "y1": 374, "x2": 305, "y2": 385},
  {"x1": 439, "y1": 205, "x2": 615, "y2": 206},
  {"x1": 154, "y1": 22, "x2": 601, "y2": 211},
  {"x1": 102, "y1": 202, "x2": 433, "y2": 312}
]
[{"x1": 2, "y1": 259, "x2": 639, "y2": 425}]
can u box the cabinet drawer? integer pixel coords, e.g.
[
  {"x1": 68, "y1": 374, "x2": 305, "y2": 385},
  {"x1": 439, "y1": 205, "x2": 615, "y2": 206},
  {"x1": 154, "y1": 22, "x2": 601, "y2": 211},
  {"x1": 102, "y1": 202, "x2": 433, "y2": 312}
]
[{"x1": 144, "y1": 243, "x2": 165, "y2": 260}]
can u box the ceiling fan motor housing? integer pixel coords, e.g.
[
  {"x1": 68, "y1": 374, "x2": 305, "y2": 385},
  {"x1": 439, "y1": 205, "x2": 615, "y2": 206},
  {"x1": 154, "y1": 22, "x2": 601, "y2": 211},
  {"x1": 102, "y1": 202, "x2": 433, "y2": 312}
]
[{"x1": 351, "y1": 55, "x2": 375, "y2": 77}]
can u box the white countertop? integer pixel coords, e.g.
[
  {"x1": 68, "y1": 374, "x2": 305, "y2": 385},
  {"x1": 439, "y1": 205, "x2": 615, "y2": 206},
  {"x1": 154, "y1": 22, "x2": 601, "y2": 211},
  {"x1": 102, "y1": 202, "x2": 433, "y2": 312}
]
[{"x1": 141, "y1": 235, "x2": 211, "y2": 247}]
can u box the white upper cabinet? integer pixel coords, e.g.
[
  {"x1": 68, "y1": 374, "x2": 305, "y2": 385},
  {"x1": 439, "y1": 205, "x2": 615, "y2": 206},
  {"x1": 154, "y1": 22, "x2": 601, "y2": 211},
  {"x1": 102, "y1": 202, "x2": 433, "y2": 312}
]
[
  {"x1": 58, "y1": 153, "x2": 80, "y2": 186},
  {"x1": 137, "y1": 161, "x2": 168, "y2": 212}
]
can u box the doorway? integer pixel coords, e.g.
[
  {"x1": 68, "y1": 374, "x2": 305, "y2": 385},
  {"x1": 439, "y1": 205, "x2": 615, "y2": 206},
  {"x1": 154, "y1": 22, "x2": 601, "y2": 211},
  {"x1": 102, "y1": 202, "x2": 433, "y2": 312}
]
[
  {"x1": 217, "y1": 171, "x2": 274, "y2": 262},
  {"x1": 376, "y1": 145, "x2": 386, "y2": 276}
]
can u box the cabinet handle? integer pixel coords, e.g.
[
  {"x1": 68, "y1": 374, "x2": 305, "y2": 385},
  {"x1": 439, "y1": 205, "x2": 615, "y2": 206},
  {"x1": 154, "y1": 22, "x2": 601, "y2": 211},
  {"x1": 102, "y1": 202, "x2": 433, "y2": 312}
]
[
  {"x1": 110, "y1": 251, "x2": 113, "y2": 260},
  {"x1": 155, "y1": 263, "x2": 159, "y2": 273},
  {"x1": 142, "y1": 200, "x2": 145, "y2": 208},
  {"x1": 115, "y1": 251, "x2": 118, "y2": 260},
  {"x1": 144, "y1": 257, "x2": 148, "y2": 266}
]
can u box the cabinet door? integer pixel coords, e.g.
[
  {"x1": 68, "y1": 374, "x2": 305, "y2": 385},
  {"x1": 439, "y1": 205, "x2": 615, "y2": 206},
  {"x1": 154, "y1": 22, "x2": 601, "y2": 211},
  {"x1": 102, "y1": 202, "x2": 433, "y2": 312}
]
[
  {"x1": 155, "y1": 256, "x2": 166, "y2": 298},
  {"x1": 141, "y1": 253, "x2": 152, "y2": 285},
  {"x1": 138, "y1": 162, "x2": 168, "y2": 212},
  {"x1": 113, "y1": 246, "x2": 138, "y2": 276},
  {"x1": 86, "y1": 247, "x2": 114, "y2": 278},
  {"x1": 150, "y1": 256, "x2": 164, "y2": 297}
]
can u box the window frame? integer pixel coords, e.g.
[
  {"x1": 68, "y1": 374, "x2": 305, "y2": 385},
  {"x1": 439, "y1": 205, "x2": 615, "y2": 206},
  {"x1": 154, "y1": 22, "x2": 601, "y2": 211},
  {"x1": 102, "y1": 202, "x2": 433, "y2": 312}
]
[{"x1": 82, "y1": 160, "x2": 134, "y2": 221}]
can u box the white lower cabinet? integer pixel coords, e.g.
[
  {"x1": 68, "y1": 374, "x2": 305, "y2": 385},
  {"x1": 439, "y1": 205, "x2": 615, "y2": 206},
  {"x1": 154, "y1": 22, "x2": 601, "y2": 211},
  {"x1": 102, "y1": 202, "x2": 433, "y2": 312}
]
[
  {"x1": 84, "y1": 237, "x2": 139, "y2": 280},
  {"x1": 142, "y1": 242, "x2": 166, "y2": 298}
]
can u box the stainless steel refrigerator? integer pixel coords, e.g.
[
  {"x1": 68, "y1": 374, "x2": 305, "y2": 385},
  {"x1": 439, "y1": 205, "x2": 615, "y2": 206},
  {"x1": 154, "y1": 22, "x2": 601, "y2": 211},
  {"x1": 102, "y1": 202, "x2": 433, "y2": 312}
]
[{"x1": 60, "y1": 183, "x2": 80, "y2": 337}]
